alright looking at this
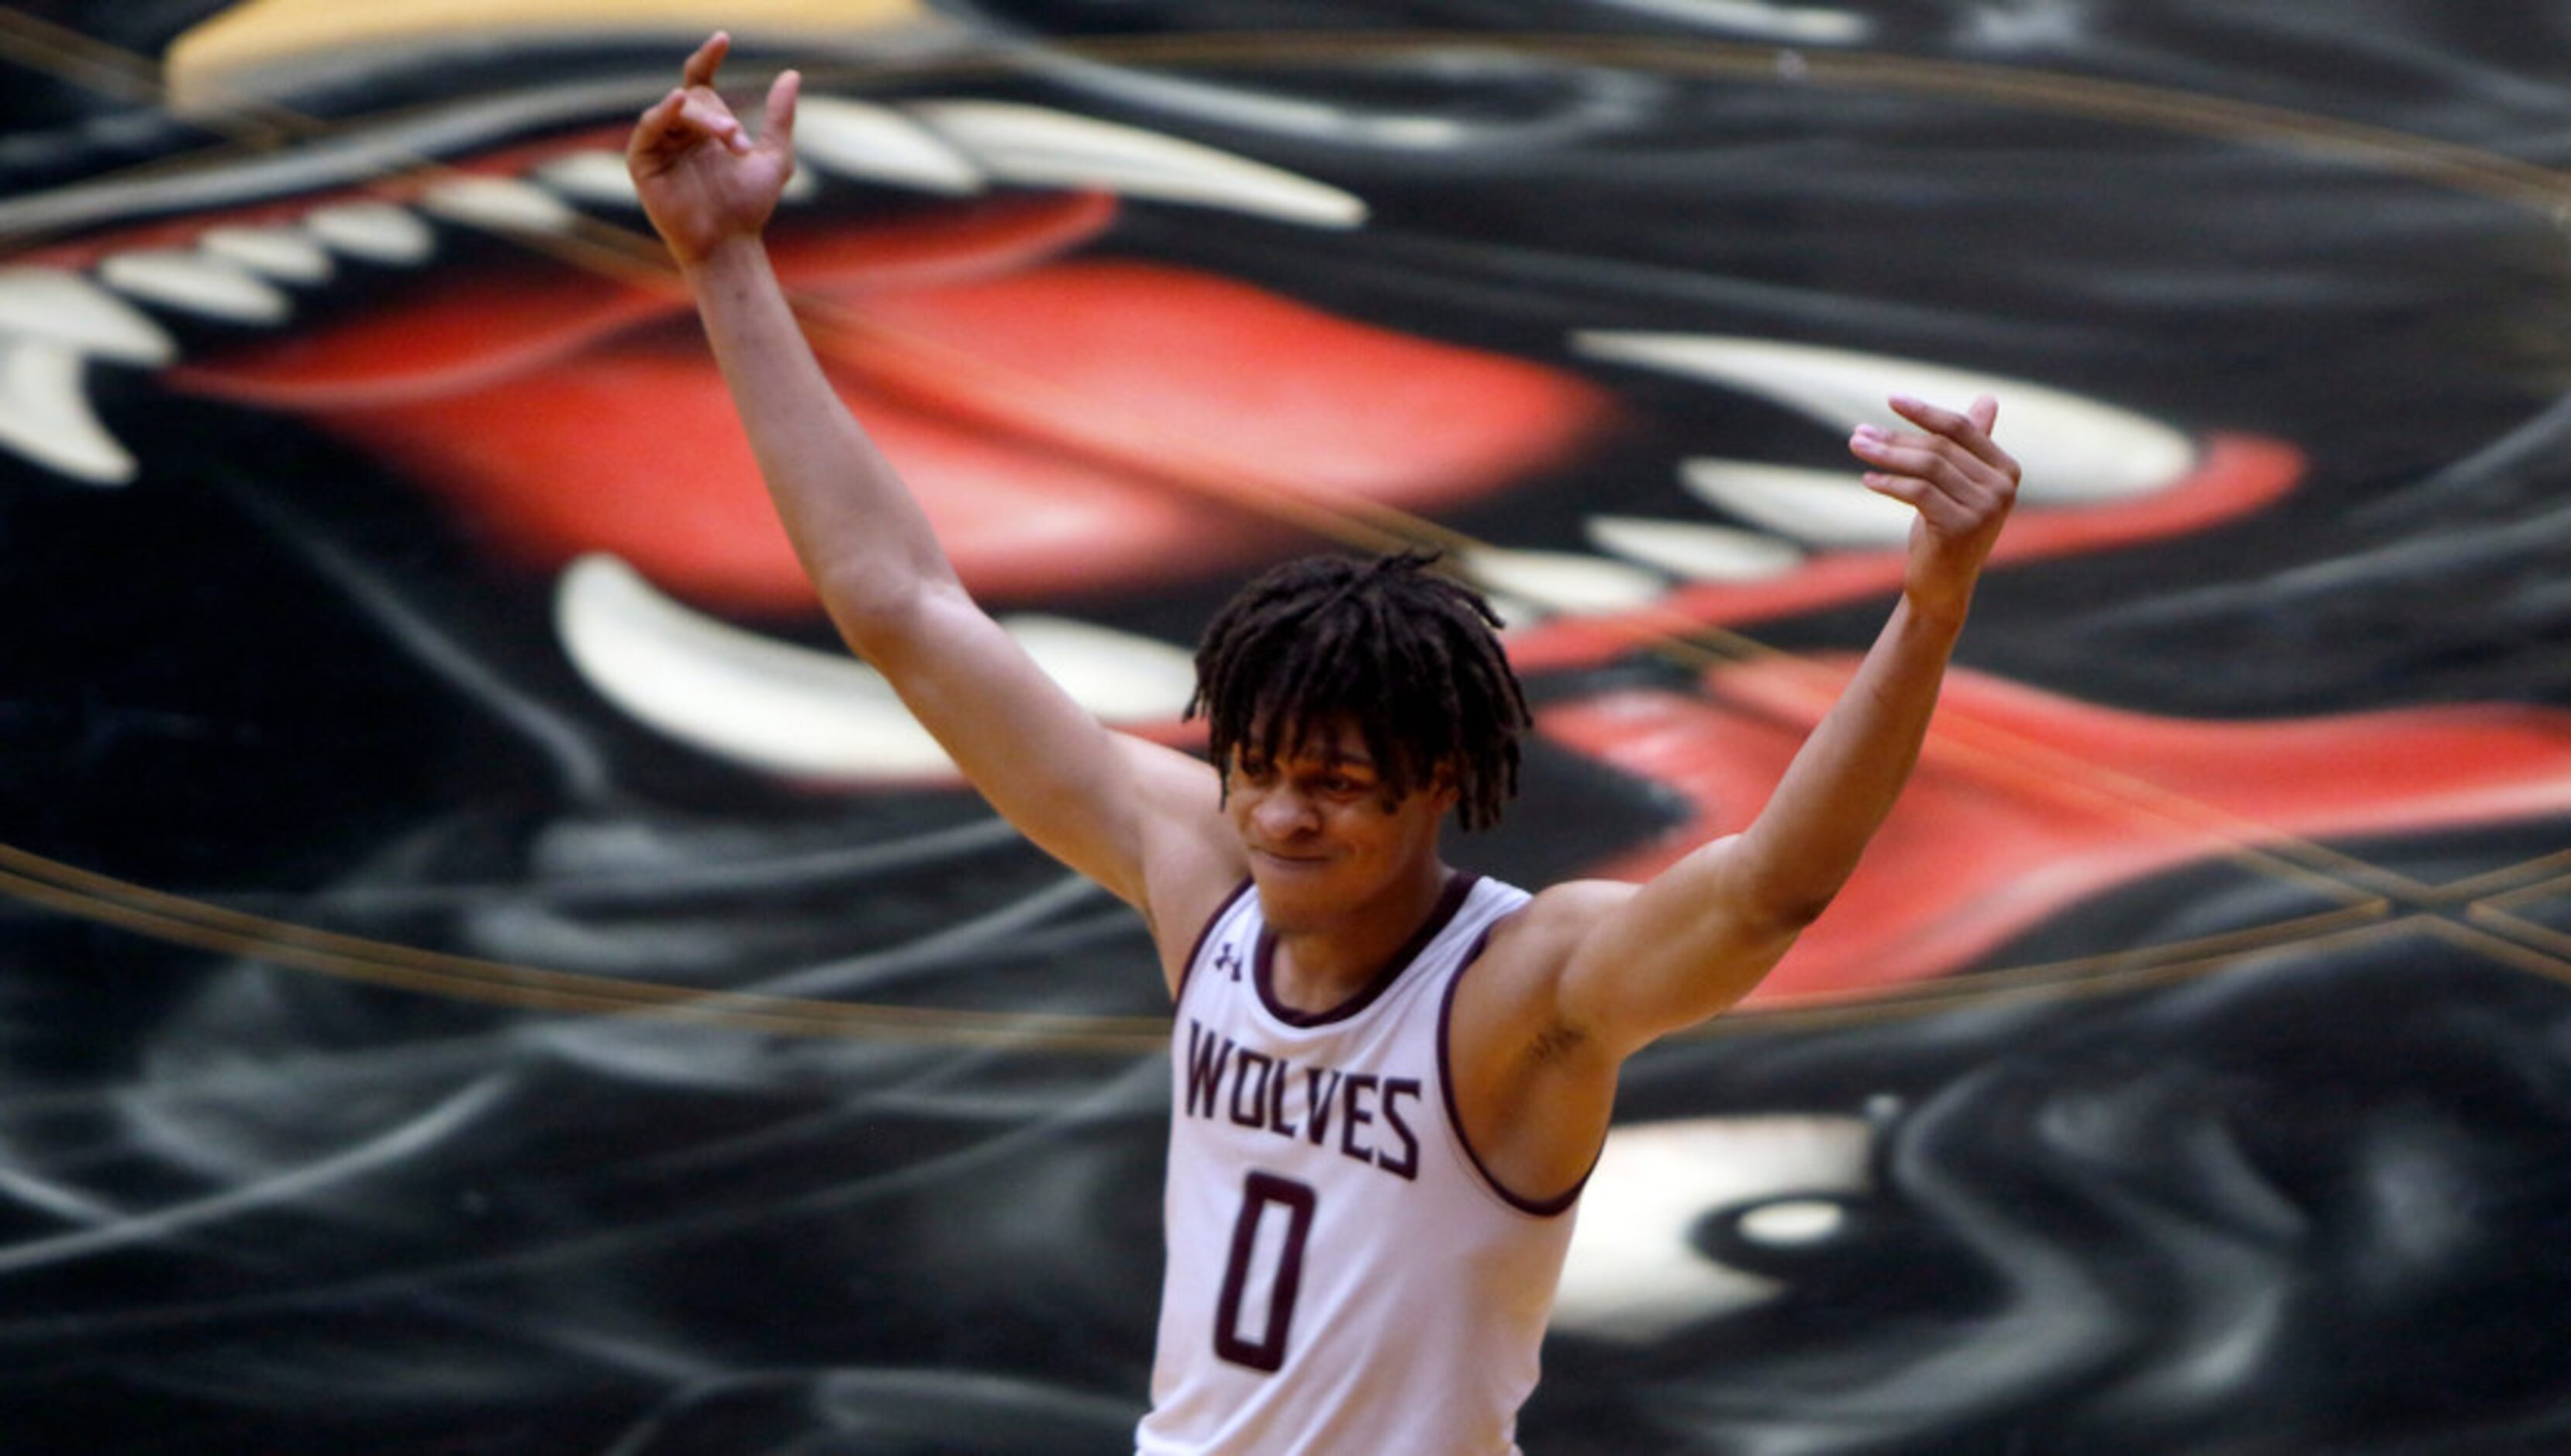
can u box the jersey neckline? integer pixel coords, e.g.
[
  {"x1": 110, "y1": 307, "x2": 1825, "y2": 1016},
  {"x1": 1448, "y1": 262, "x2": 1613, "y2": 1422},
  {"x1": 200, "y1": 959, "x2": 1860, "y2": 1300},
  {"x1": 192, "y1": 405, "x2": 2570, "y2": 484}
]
[{"x1": 1251, "y1": 870, "x2": 1480, "y2": 1029}]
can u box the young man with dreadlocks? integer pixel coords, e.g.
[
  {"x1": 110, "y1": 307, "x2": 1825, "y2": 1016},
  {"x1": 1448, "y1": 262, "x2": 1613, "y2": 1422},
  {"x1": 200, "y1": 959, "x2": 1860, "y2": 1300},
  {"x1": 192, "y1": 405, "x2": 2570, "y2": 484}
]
[{"x1": 632, "y1": 36, "x2": 2021, "y2": 1455}]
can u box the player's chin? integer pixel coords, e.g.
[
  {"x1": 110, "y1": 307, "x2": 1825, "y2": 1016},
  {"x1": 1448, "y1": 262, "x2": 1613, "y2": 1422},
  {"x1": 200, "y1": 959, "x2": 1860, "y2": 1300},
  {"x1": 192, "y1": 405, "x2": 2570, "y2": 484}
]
[{"x1": 1247, "y1": 856, "x2": 1342, "y2": 923}]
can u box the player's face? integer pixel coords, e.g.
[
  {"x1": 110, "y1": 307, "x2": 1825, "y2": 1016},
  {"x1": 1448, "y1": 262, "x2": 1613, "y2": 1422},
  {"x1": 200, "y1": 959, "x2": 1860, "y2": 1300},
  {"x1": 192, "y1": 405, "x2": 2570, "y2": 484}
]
[{"x1": 1226, "y1": 718, "x2": 1456, "y2": 931}]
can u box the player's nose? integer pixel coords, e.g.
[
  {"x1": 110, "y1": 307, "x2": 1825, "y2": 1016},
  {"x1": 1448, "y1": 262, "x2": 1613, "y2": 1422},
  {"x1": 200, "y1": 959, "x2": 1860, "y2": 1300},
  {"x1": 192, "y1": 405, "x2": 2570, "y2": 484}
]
[{"x1": 1253, "y1": 784, "x2": 1318, "y2": 836}]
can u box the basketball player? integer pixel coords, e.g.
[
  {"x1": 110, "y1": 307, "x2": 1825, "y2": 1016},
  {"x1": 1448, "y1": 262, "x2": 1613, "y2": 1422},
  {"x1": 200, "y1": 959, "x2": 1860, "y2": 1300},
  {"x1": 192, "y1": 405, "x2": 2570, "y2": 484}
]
[{"x1": 629, "y1": 34, "x2": 2018, "y2": 1454}]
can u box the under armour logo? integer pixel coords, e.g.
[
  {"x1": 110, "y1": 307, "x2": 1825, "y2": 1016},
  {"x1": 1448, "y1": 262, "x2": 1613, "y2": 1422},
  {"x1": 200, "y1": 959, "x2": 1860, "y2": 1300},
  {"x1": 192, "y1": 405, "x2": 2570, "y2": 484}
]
[{"x1": 1215, "y1": 944, "x2": 1244, "y2": 982}]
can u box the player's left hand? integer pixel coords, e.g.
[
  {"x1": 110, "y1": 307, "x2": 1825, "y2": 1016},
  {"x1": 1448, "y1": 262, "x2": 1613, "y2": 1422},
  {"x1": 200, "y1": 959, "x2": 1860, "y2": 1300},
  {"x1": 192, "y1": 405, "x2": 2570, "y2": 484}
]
[
  {"x1": 1848, "y1": 393, "x2": 2019, "y2": 627},
  {"x1": 626, "y1": 33, "x2": 801, "y2": 267}
]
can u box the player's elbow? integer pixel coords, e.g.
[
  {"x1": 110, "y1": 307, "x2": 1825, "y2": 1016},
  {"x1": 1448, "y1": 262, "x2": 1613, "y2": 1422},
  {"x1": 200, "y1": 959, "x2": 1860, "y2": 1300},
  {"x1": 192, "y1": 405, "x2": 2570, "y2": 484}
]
[
  {"x1": 821, "y1": 561, "x2": 960, "y2": 661},
  {"x1": 1731, "y1": 850, "x2": 1855, "y2": 940},
  {"x1": 1730, "y1": 884, "x2": 1836, "y2": 954},
  {"x1": 823, "y1": 586, "x2": 913, "y2": 664}
]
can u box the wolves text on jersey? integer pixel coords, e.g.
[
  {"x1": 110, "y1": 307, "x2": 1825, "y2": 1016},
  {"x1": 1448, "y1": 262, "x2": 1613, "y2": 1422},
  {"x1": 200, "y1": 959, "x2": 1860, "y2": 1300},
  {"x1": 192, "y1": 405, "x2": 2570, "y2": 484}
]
[{"x1": 1183, "y1": 1020, "x2": 1423, "y2": 1181}]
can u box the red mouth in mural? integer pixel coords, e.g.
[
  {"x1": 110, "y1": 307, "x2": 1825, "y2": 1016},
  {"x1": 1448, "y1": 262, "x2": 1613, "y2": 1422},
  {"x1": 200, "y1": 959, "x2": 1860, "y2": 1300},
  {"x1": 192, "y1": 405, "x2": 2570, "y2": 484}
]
[
  {"x1": 139, "y1": 129, "x2": 1616, "y2": 612},
  {"x1": 50, "y1": 119, "x2": 2304, "y2": 628},
  {"x1": 39, "y1": 105, "x2": 2554, "y2": 1008}
]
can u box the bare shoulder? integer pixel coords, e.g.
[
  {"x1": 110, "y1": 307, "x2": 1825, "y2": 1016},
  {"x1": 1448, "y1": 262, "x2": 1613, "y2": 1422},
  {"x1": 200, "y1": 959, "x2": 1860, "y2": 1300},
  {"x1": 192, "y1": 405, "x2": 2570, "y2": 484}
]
[
  {"x1": 1466, "y1": 878, "x2": 1641, "y2": 1025},
  {"x1": 1488, "y1": 878, "x2": 1639, "y2": 967},
  {"x1": 1117, "y1": 736, "x2": 1249, "y2": 992}
]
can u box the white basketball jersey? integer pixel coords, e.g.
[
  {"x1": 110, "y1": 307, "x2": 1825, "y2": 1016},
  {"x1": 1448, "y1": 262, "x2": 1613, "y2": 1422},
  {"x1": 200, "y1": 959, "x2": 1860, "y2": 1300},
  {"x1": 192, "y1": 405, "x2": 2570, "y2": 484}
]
[{"x1": 1135, "y1": 873, "x2": 1580, "y2": 1456}]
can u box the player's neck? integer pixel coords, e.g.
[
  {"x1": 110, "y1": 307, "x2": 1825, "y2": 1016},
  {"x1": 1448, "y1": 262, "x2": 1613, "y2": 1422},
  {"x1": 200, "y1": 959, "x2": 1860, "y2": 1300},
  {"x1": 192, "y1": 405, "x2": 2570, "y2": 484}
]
[{"x1": 1265, "y1": 856, "x2": 1457, "y2": 1013}]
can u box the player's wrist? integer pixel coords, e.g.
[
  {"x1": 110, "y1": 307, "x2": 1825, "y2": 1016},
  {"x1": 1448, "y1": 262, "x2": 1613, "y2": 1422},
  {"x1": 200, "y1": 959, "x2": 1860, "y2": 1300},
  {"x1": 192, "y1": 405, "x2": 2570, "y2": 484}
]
[
  {"x1": 676, "y1": 229, "x2": 773, "y2": 282},
  {"x1": 1897, "y1": 581, "x2": 1976, "y2": 637}
]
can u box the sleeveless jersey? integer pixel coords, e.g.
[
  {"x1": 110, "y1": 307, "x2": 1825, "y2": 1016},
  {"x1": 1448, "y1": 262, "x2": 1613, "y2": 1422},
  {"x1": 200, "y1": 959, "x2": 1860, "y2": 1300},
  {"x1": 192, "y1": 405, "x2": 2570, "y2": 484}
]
[{"x1": 1135, "y1": 873, "x2": 1581, "y2": 1456}]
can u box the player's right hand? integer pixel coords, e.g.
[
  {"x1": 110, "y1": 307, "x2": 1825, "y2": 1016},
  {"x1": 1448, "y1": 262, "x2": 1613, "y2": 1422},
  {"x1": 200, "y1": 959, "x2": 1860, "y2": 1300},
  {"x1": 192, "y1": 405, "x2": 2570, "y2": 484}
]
[
  {"x1": 1848, "y1": 393, "x2": 2019, "y2": 629},
  {"x1": 626, "y1": 33, "x2": 801, "y2": 266}
]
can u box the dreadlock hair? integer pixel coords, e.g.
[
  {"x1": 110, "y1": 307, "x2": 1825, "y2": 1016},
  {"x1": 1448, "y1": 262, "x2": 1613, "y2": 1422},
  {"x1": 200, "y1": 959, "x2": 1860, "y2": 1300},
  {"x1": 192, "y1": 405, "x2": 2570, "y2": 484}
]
[{"x1": 1187, "y1": 550, "x2": 1530, "y2": 832}]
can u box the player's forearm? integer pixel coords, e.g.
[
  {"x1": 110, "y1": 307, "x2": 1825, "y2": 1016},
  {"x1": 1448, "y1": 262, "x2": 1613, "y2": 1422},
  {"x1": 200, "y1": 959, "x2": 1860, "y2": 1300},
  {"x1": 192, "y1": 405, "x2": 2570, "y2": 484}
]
[
  {"x1": 1729, "y1": 594, "x2": 1964, "y2": 926},
  {"x1": 1732, "y1": 392, "x2": 2013, "y2": 922},
  {"x1": 681, "y1": 234, "x2": 958, "y2": 649}
]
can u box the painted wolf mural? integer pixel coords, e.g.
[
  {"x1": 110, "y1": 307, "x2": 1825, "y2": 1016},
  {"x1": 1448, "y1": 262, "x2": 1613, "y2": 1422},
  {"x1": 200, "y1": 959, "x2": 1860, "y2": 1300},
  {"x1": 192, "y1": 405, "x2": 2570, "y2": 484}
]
[{"x1": 3, "y1": 2, "x2": 2570, "y2": 1451}]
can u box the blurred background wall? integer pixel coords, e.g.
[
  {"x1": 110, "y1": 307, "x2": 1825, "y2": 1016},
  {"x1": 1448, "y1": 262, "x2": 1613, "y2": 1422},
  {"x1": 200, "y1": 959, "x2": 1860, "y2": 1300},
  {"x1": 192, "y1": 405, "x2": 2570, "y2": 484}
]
[{"x1": 4, "y1": 2, "x2": 2571, "y2": 1451}]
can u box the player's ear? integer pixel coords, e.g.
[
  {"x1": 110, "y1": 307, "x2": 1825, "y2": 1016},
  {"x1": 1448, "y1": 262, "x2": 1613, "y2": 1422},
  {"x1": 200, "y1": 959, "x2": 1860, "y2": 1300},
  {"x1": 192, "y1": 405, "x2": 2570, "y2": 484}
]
[{"x1": 1427, "y1": 764, "x2": 1462, "y2": 813}]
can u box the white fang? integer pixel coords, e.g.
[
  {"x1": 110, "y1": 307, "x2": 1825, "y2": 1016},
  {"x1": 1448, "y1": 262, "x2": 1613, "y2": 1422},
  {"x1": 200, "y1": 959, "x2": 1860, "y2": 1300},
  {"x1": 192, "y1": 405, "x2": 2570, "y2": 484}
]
[
  {"x1": 909, "y1": 101, "x2": 1366, "y2": 228},
  {"x1": 98, "y1": 249, "x2": 289, "y2": 324},
  {"x1": 795, "y1": 96, "x2": 985, "y2": 195},
  {"x1": 998, "y1": 615, "x2": 1197, "y2": 720},
  {"x1": 198, "y1": 226, "x2": 335, "y2": 284},
  {"x1": 0, "y1": 268, "x2": 174, "y2": 365},
  {"x1": 1571, "y1": 332, "x2": 2197, "y2": 503},
  {"x1": 1461, "y1": 545, "x2": 1666, "y2": 619},
  {"x1": 422, "y1": 176, "x2": 580, "y2": 234},
  {"x1": 304, "y1": 202, "x2": 436, "y2": 265},
  {"x1": 1584, "y1": 514, "x2": 1803, "y2": 581},
  {"x1": 532, "y1": 151, "x2": 644, "y2": 209},
  {"x1": 0, "y1": 338, "x2": 136, "y2": 485},
  {"x1": 1681, "y1": 460, "x2": 1917, "y2": 548},
  {"x1": 555, "y1": 556, "x2": 1195, "y2": 780}
]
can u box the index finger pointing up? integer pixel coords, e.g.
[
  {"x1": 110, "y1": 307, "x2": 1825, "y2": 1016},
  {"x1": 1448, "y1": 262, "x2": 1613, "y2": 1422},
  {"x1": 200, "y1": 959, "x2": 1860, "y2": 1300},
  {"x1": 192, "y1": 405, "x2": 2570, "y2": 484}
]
[{"x1": 683, "y1": 31, "x2": 730, "y2": 90}]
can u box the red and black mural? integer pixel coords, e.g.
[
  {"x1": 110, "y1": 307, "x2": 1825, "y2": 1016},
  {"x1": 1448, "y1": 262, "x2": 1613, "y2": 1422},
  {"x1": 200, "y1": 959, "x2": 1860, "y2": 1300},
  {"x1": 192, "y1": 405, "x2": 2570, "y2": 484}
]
[{"x1": 5, "y1": 2, "x2": 2571, "y2": 1451}]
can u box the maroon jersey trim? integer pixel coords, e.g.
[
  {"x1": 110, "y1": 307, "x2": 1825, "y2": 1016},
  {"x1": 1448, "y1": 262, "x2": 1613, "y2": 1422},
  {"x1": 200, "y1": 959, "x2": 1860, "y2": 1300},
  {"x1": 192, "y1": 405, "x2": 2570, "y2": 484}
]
[
  {"x1": 1174, "y1": 878, "x2": 1256, "y2": 1006},
  {"x1": 1437, "y1": 918, "x2": 1593, "y2": 1218},
  {"x1": 1251, "y1": 871, "x2": 1479, "y2": 1028}
]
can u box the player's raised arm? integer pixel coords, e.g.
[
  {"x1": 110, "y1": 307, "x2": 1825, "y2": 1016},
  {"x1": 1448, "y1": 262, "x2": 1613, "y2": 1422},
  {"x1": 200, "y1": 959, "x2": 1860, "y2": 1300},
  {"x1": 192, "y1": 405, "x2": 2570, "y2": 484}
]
[
  {"x1": 1544, "y1": 393, "x2": 2021, "y2": 1054},
  {"x1": 626, "y1": 36, "x2": 1234, "y2": 940}
]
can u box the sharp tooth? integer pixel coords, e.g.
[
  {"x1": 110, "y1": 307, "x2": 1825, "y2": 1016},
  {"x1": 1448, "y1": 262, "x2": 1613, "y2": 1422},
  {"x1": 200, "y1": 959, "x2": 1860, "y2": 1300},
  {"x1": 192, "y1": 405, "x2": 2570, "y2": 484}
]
[
  {"x1": 557, "y1": 555, "x2": 945, "y2": 777},
  {"x1": 1000, "y1": 615, "x2": 1196, "y2": 719},
  {"x1": 98, "y1": 248, "x2": 289, "y2": 324},
  {"x1": 1459, "y1": 546, "x2": 1666, "y2": 619},
  {"x1": 198, "y1": 225, "x2": 334, "y2": 284},
  {"x1": 304, "y1": 202, "x2": 436, "y2": 265},
  {"x1": 0, "y1": 338, "x2": 136, "y2": 485},
  {"x1": 0, "y1": 267, "x2": 174, "y2": 364},
  {"x1": 1554, "y1": 1115, "x2": 1872, "y2": 1344},
  {"x1": 1584, "y1": 514, "x2": 1803, "y2": 581},
  {"x1": 554, "y1": 557, "x2": 1195, "y2": 781},
  {"x1": 908, "y1": 101, "x2": 1365, "y2": 229},
  {"x1": 531, "y1": 150, "x2": 643, "y2": 209},
  {"x1": 1571, "y1": 333, "x2": 2197, "y2": 503},
  {"x1": 421, "y1": 176, "x2": 579, "y2": 234},
  {"x1": 1680, "y1": 460, "x2": 1917, "y2": 548},
  {"x1": 795, "y1": 95, "x2": 985, "y2": 195}
]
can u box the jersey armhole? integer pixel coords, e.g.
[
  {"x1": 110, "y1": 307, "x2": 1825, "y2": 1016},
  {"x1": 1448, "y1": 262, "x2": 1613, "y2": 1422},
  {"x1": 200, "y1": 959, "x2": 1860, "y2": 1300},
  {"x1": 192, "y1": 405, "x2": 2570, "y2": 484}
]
[
  {"x1": 1171, "y1": 878, "x2": 1255, "y2": 1006},
  {"x1": 1436, "y1": 913, "x2": 1595, "y2": 1219}
]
